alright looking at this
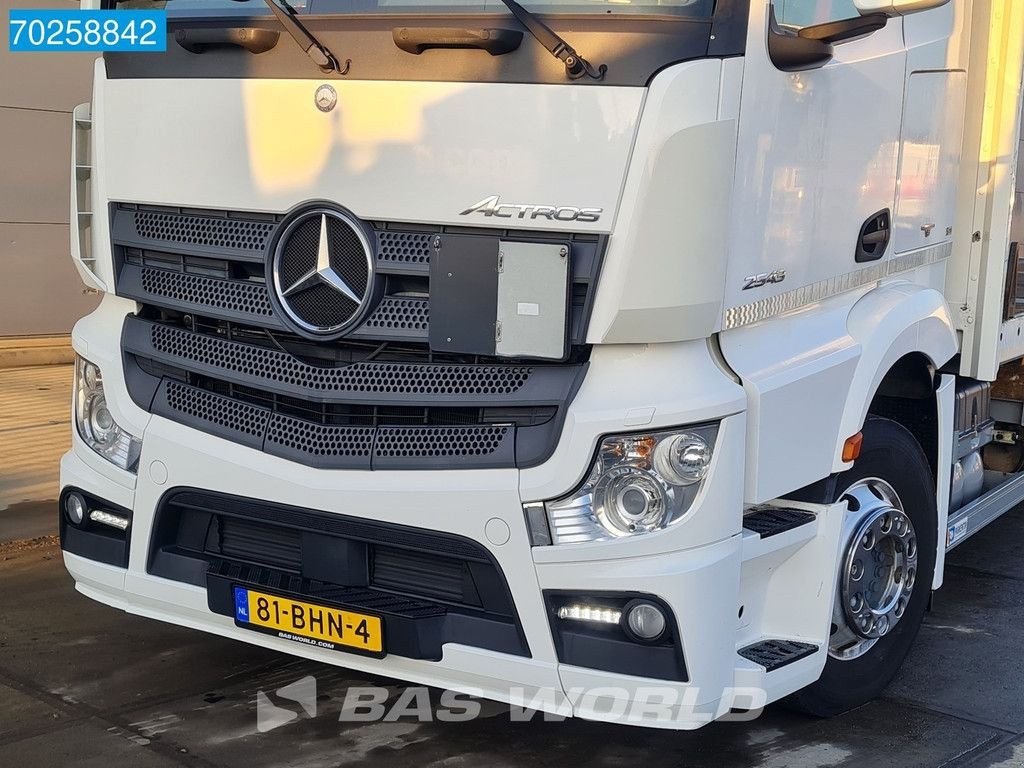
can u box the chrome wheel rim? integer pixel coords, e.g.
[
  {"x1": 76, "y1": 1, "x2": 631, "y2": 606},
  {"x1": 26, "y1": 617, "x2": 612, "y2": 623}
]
[{"x1": 830, "y1": 478, "x2": 918, "y2": 661}]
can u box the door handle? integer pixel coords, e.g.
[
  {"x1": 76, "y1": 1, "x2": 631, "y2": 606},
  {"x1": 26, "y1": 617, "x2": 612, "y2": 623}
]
[{"x1": 856, "y1": 209, "x2": 891, "y2": 263}]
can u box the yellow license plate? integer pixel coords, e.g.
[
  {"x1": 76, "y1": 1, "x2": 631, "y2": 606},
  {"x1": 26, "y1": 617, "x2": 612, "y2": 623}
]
[{"x1": 234, "y1": 587, "x2": 384, "y2": 656}]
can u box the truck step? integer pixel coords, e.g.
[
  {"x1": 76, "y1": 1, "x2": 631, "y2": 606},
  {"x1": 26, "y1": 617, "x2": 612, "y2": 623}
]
[
  {"x1": 743, "y1": 507, "x2": 816, "y2": 538},
  {"x1": 738, "y1": 639, "x2": 819, "y2": 672}
]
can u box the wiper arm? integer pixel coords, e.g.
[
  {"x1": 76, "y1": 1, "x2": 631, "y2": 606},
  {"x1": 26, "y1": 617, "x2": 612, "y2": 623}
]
[
  {"x1": 495, "y1": 0, "x2": 605, "y2": 81},
  {"x1": 261, "y1": 0, "x2": 349, "y2": 75}
]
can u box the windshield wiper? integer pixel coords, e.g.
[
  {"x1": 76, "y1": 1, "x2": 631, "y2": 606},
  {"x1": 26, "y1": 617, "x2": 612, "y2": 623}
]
[
  {"x1": 495, "y1": 0, "x2": 605, "y2": 81},
  {"x1": 261, "y1": 0, "x2": 349, "y2": 75}
]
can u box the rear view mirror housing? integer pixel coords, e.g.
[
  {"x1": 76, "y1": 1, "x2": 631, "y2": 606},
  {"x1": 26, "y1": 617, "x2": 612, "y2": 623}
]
[
  {"x1": 854, "y1": 0, "x2": 951, "y2": 16},
  {"x1": 768, "y1": 9, "x2": 888, "y2": 72}
]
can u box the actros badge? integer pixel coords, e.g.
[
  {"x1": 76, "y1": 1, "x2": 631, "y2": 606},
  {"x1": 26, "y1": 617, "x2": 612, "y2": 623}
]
[{"x1": 461, "y1": 195, "x2": 602, "y2": 223}]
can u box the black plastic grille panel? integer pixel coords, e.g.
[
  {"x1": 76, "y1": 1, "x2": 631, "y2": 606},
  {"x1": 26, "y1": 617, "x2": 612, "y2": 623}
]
[
  {"x1": 361, "y1": 297, "x2": 429, "y2": 335},
  {"x1": 377, "y1": 231, "x2": 432, "y2": 265},
  {"x1": 266, "y1": 415, "x2": 375, "y2": 459},
  {"x1": 148, "y1": 322, "x2": 534, "y2": 396},
  {"x1": 375, "y1": 425, "x2": 511, "y2": 459},
  {"x1": 141, "y1": 268, "x2": 275, "y2": 318},
  {"x1": 373, "y1": 549, "x2": 467, "y2": 603},
  {"x1": 115, "y1": 203, "x2": 598, "y2": 470},
  {"x1": 219, "y1": 517, "x2": 302, "y2": 571},
  {"x1": 165, "y1": 380, "x2": 269, "y2": 438},
  {"x1": 153, "y1": 380, "x2": 518, "y2": 469},
  {"x1": 135, "y1": 211, "x2": 275, "y2": 251},
  {"x1": 209, "y1": 559, "x2": 448, "y2": 619},
  {"x1": 170, "y1": 489, "x2": 491, "y2": 560}
]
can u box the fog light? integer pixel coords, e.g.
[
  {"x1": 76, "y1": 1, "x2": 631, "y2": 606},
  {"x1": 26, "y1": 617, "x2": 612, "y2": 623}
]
[
  {"x1": 557, "y1": 604, "x2": 622, "y2": 625},
  {"x1": 625, "y1": 600, "x2": 667, "y2": 642},
  {"x1": 65, "y1": 493, "x2": 87, "y2": 525},
  {"x1": 89, "y1": 510, "x2": 130, "y2": 531}
]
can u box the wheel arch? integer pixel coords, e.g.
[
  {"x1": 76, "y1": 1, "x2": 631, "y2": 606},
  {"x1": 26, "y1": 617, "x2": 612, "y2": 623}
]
[
  {"x1": 833, "y1": 284, "x2": 957, "y2": 473},
  {"x1": 836, "y1": 285, "x2": 957, "y2": 591}
]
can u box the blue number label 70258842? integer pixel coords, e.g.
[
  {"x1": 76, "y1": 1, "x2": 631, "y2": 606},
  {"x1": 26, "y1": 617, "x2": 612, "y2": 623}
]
[{"x1": 8, "y1": 9, "x2": 167, "y2": 52}]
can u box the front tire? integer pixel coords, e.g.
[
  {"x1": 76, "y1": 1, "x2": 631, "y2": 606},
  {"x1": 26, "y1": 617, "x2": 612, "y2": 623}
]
[{"x1": 788, "y1": 417, "x2": 937, "y2": 717}]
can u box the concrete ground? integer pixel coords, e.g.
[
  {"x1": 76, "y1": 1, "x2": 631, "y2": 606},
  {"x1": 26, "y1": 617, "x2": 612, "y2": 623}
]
[{"x1": 2, "y1": 365, "x2": 1024, "y2": 767}]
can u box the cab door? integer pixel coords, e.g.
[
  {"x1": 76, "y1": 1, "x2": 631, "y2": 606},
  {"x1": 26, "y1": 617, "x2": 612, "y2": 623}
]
[{"x1": 723, "y1": 0, "x2": 908, "y2": 328}]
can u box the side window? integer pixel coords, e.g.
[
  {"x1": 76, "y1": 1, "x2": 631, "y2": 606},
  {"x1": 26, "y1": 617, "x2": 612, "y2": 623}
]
[{"x1": 774, "y1": 0, "x2": 862, "y2": 28}]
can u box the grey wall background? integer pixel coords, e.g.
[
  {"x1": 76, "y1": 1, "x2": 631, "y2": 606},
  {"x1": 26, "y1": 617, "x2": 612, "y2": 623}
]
[{"x1": 1, "y1": 0, "x2": 101, "y2": 338}]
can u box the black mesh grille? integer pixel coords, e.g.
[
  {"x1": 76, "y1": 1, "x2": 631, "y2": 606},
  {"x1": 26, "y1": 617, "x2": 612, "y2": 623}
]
[
  {"x1": 377, "y1": 231, "x2": 432, "y2": 265},
  {"x1": 284, "y1": 283, "x2": 359, "y2": 329},
  {"x1": 135, "y1": 211, "x2": 275, "y2": 251},
  {"x1": 375, "y1": 425, "x2": 511, "y2": 459},
  {"x1": 362, "y1": 297, "x2": 429, "y2": 334},
  {"x1": 153, "y1": 379, "x2": 521, "y2": 468},
  {"x1": 141, "y1": 269, "x2": 274, "y2": 317},
  {"x1": 328, "y1": 222, "x2": 369, "y2": 295},
  {"x1": 165, "y1": 380, "x2": 269, "y2": 437},
  {"x1": 278, "y1": 216, "x2": 320, "y2": 285},
  {"x1": 115, "y1": 202, "x2": 605, "y2": 349},
  {"x1": 115, "y1": 203, "x2": 598, "y2": 470},
  {"x1": 149, "y1": 323, "x2": 534, "y2": 396},
  {"x1": 266, "y1": 415, "x2": 374, "y2": 459}
]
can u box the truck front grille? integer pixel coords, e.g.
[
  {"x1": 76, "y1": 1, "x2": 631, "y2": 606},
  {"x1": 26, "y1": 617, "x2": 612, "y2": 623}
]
[{"x1": 113, "y1": 203, "x2": 598, "y2": 470}]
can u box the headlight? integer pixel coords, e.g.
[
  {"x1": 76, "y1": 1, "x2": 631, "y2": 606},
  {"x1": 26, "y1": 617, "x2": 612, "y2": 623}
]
[
  {"x1": 75, "y1": 357, "x2": 142, "y2": 472},
  {"x1": 536, "y1": 425, "x2": 718, "y2": 545}
]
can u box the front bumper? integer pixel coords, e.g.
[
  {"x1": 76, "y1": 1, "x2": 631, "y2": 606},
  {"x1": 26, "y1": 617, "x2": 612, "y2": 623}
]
[{"x1": 62, "y1": 299, "x2": 751, "y2": 729}]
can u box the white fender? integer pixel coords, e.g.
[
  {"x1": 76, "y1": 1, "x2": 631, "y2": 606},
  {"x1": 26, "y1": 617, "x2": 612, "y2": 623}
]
[
  {"x1": 837, "y1": 281, "x2": 958, "y2": 470},
  {"x1": 719, "y1": 280, "x2": 956, "y2": 505}
]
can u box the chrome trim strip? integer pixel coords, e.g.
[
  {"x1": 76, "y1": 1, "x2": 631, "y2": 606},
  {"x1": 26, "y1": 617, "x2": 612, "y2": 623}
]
[{"x1": 724, "y1": 242, "x2": 953, "y2": 330}]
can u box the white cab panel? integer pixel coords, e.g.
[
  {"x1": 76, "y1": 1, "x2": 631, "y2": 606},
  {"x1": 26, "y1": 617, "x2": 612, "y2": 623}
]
[
  {"x1": 98, "y1": 67, "x2": 644, "y2": 233},
  {"x1": 721, "y1": 278, "x2": 957, "y2": 505},
  {"x1": 719, "y1": 290, "x2": 864, "y2": 504},
  {"x1": 587, "y1": 60, "x2": 736, "y2": 344},
  {"x1": 723, "y1": 5, "x2": 906, "y2": 326},
  {"x1": 893, "y1": 71, "x2": 967, "y2": 253}
]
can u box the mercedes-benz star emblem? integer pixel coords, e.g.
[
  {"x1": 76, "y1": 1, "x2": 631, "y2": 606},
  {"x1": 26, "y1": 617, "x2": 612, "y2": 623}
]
[
  {"x1": 314, "y1": 84, "x2": 337, "y2": 113},
  {"x1": 270, "y1": 208, "x2": 374, "y2": 339}
]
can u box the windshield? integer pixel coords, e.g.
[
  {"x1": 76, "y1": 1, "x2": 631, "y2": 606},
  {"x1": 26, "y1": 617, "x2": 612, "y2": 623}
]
[{"x1": 107, "y1": 0, "x2": 716, "y2": 19}]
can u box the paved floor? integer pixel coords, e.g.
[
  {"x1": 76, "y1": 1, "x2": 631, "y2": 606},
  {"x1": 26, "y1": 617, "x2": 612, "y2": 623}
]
[
  {"x1": 0, "y1": 364, "x2": 72, "y2": 515},
  {"x1": 2, "y1": 365, "x2": 1024, "y2": 767}
]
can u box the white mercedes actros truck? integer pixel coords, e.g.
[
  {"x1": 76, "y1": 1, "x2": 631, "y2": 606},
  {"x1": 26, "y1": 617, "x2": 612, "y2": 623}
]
[{"x1": 61, "y1": 0, "x2": 1024, "y2": 728}]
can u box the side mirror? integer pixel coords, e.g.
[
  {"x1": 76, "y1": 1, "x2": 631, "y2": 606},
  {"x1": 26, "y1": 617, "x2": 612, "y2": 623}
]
[
  {"x1": 768, "y1": 8, "x2": 889, "y2": 72},
  {"x1": 854, "y1": 0, "x2": 951, "y2": 16}
]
